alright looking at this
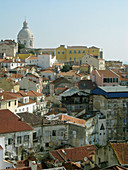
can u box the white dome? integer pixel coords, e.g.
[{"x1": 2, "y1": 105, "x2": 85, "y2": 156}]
[
  {"x1": 17, "y1": 20, "x2": 34, "y2": 48},
  {"x1": 17, "y1": 21, "x2": 33, "y2": 39}
]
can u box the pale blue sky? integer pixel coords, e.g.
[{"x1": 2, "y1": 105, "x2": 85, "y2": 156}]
[{"x1": 0, "y1": 0, "x2": 128, "y2": 62}]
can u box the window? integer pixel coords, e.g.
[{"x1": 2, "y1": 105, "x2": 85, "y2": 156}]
[
  {"x1": 15, "y1": 100, "x2": 17, "y2": 105},
  {"x1": 74, "y1": 50, "x2": 76, "y2": 54},
  {"x1": 8, "y1": 101, "x2": 11, "y2": 107},
  {"x1": 69, "y1": 57, "x2": 72, "y2": 61},
  {"x1": 24, "y1": 40, "x2": 26, "y2": 46},
  {"x1": 103, "y1": 78, "x2": 112, "y2": 83},
  {"x1": 60, "y1": 131, "x2": 64, "y2": 136},
  {"x1": 62, "y1": 51, "x2": 65, "y2": 54},
  {"x1": 8, "y1": 138, "x2": 13, "y2": 145},
  {"x1": 92, "y1": 50, "x2": 95, "y2": 53},
  {"x1": 57, "y1": 51, "x2": 60, "y2": 55},
  {"x1": 69, "y1": 50, "x2": 72, "y2": 54},
  {"x1": 78, "y1": 50, "x2": 81, "y2": 54},
  {"x1": 17, "y1": 136, "x2": 21, "y2": 144},
  {"x1": 30, "y1": 40, "x2": 32, "y2": 46},
  {"x1": 74, "y1": 57, "x2": 76, "y2": 62},
  {"x1": 52, "y1": 130, "x2": 56, "y2": 136},
  {"x1": 33, "y1": 132, "x2": 37, "y2": 141},
  {"x1": 113, "y1": 78, "x2": 118, "y2": 83},
  {"x1": 45, "y1": 131, "x2": 50, "y2": 137},
  {"x1": 45, "y1": 143, "x2": 49, "y2": 147},
  {"x1": 24, "y1": 135, "x2": 29, "y2": 142},
  {"x1": 83, "y1": 50, "x2": 85, "y2": 54},
  {"x1": 73, "y1": 131, "x2": 76, "y2": 138}
]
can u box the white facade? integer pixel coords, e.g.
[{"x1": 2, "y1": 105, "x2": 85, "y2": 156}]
[
  {"x1": 0, "y1": 131, "x2": 33, "y2": 161},
  {"x1": 26, "y1": 56, "x2": 38, "y2": 65},
  {"x1": 16, "y1": 102, "x2": 36, "y2": 114},
  {"x1": 38, "y1": 54, "x2": 56, "y2": 69},
  {"x1": 17, "y1": 20, "x2": 34, "y2": 48},
  {"x1": 82, "y1": 54, "x2": 105, "y2": 70},
  {"x1": 1, "y1": 59, "x2": 26, "y2": 70},
  {"x1": 0, "y1": 146, "x2": 14, "y2": 169}
]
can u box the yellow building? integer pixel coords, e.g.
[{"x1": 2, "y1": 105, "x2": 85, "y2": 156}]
[
  {"x1": 0, "y1": 92, "x2": 18, "y2": 113},
  {"x1": 16, "y1": 53, "x2": 34, "y2": 60},
  {"x1": 56, "y1": 45, "x2": 100, "y2": 63}
]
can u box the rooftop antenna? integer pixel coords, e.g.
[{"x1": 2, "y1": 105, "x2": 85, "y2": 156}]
[{"x1": 25, "y1": 16, "x2": 26, "y2": 21}]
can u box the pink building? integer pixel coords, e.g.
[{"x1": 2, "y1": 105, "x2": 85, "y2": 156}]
[{"x1": 90, "y1": 69, "x2": 120, "y2": 86}]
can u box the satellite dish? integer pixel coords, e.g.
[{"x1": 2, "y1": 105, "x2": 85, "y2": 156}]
[{"x1": 84, "y1": 157, "x2": 87, "y2": 161}]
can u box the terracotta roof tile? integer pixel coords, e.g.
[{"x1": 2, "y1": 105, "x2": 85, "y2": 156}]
[
  {"x1": 97, "y1": 70, "x2": 120, "y2": 78},
  {"x1": 111, "y1": 143, "x2": 128, "y2": 165},
  {"x1": 57, "y1": 114, "x2": 85, "y2": 126},
  {"x1": 0, "y1": 109, "x2": 33, "y2": 133},
  {"x1": 41, "y1": 70, "x2": 56, "y2": 73},
  {"x1": 50, "y1": 145, "x2": 96, "y2": 163}
]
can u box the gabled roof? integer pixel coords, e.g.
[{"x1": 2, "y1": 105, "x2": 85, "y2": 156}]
[
  {"x1": 50, "y1": 145, "x2": 96, "y2": 163},
  {"x1": 0, "y1": 109, "x2": 33, "y2": 134},
  {"x1": 19, "y1": 90, "x2": 44, "y2": 97},
  {"x1": 110, "y1": 143, "x2": 128, "y2": 165},
  {"x1": 95, "y1": 70, "x2": 120, "y2": 78},
  {"x1": 51, "y1": 77, "x2": 72, "y2": 85}
]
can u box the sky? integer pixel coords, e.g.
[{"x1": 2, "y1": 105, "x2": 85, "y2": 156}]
[{"x1": 0, "y1": 0, "x2": 128, "y2": 63}]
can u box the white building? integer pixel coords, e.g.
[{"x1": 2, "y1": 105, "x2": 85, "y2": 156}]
[
  {"x1": 26, "y1": 56, "x2": 38, "y2": 65},
  {"x1": 0, "y1": 58, "x2": 26, "y2": 70},
  {"x1": 0, "y1": 137, "x2": 14, "y2": 169},
  {"x1": 38, "y1": 54, "x2": 56, "y2": 69},
  {"x1": 17, "y1": 20, "x2": 34, "y2": 48},
  {"x1": 0, "y1": 109, "x2": 33, "y2": 161},
  {"x1": 81, "y1": 54, "x2": 105, "y2": 70}
]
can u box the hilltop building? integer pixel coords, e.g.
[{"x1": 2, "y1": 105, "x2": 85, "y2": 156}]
[
  {"x1": 56, "y1": 45, "x2": 103, "y2": 63},
  {"x1": 17, "y1": 20, "x2": 34, "y2": 48}
]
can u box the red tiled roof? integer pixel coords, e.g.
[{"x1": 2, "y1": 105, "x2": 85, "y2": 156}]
[
  {"x1": 25, "y1": 90, "x2": 44, "y2": 97},
  {"x1": 0, "y1": 109, "x2": 33, "y2": 133},
  {"x1": 97, "y1": 70, "x2": 120, "y2": 78},
  {"x1": 57, "y1": 114, "x2": 85, "y2": 126},
  {"x1": 111, "y1": 143, "x2": 128, "y2": 165},
  {"x1": 1, "y1": 59, "x2": 25, "y2": 63},
  {"x1": 50, "y1": 145, "x2": 96, "y2": 163},
  {"x1": 41, "y1": 70, "x2": 56, "y2": 73}
]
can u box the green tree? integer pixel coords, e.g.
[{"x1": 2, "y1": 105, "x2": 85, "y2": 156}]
[
  {"x1": 18, "y1": 43, "x2": 25, "y2": 53},
  {"x1": 61, "y1": 65, "x2": 72, "y2": 72}
]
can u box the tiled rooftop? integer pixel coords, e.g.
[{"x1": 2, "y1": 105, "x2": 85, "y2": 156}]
[{"x1": 0, "y1": 109, "x2": 33, "y2": 134}]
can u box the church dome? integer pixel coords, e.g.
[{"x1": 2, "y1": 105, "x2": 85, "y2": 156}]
[
  {"x1": 17, "y1": 20, "x2": 34, "y2": 48},
  {"x1": 17, "y1": 21, "x2": 33, "y2": 39}
]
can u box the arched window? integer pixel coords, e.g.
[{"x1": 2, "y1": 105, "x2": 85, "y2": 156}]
[
  {"x1": 30, "y1": 40, "x2": 32, "y2": 46},
  {"x1": 24, "y1": 40, "x2": 26, "y2": 46}
]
